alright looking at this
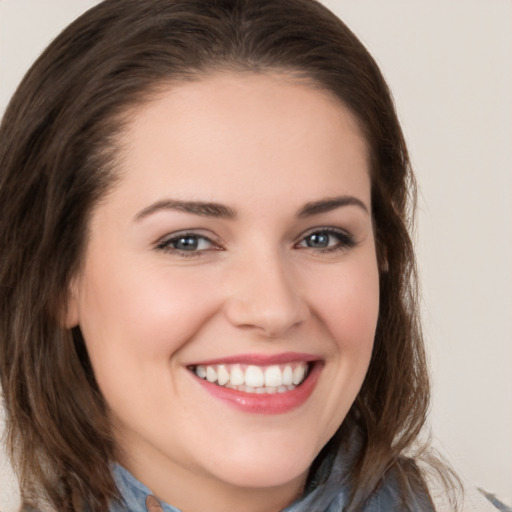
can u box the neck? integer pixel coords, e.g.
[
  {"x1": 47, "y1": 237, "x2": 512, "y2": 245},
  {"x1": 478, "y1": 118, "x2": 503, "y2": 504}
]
[{"x1": 115, "y1": 440, "x2": 308, "y2": 512}]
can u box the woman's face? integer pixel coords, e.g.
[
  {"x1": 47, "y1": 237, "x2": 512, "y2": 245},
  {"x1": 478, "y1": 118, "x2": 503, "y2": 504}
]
[{"x1": 67, "y1": 72, "x2": 379, "y2": 510}]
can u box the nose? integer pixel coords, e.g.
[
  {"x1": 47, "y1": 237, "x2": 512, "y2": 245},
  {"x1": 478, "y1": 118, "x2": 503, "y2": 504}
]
[{"x1": 223, "y1": 250, "x2": 310, "y2": 338}]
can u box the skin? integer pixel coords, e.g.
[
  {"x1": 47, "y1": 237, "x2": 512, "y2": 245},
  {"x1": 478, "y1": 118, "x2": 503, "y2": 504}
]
[{"x1": 67, "y1": 72, "x2": 380, "y2": 512}]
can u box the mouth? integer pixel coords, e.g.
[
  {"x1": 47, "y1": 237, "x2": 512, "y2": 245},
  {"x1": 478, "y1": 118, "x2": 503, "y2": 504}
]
[
  {"x1": 187, "y1": 354, "x2": 322, "y2": 414},
  {"x1": 189, "y1": 361, "x2": 311, "y2": 394}
]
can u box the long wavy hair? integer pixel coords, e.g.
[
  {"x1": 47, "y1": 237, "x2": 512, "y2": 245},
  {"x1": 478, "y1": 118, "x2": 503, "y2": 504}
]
[{"x1": 0, "y1": 1, "x2": 458, "y2": 510}]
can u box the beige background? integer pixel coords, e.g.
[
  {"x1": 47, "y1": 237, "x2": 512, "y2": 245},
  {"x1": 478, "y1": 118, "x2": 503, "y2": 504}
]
[{"x1": 1, "y1": 1, "x2": 511, "y2": 510}]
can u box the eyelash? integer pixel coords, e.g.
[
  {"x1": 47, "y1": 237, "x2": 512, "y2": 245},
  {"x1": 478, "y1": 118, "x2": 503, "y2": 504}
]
[
  {"x1": 156, "y1": 228, "x2": 356, "y2": 257},
  {"x1": 156, "y1": 231, "x2": 219, "y2": 257},
  {"x1": 296, "y1": 228, "x2": 356, "y2": 253}
]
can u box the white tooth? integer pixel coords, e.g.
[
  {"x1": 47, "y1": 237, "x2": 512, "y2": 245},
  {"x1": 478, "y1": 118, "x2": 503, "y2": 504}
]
[
  {"x1": 245, "y1": 386, "x2": 256, "y2": 393},
  {"x1": 292, "y1": 364, "x2": 306, "y2": 385},
  {"x1": 229, "y1": 365, "x2": 245, "y2": 386},
  {"x1": 282, "y1": 365, "x2": 293, "y2": 386},
  {"x1": 206, "y1": 366, "x2": 217, "y2": 383},
  {"x1": 265, "y1": 386, "x2": 277, "y2": 394},
  {"x1": 255, "y1": 387, "x2": 266, "y2": 394},
  {"x1": 264, "y1": 365, "x2": 283, "y2": 387},
  {"x1": 195, "y1": 365, "x2": 207, "y2": 379},
  {"x1": 287, "y1": 385, "x2": 295, "y2": 391},
  {"x1": 245, "y1": 365, "x2": 264, "y2": 387},
  {"x1": 277, "y1": 385, "x2": 287, "y2": 393},
  {"x1": 217, "y1": 365, "x2": 230, "y2": 386}
]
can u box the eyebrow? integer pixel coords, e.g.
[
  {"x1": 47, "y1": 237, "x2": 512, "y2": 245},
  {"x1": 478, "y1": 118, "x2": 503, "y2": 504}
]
[
  {"x1": 134, "y1": 199, "x2": 237, "y2": 221},
  {"x1": 297, "y1": 196, "x2": 369, "y2": 218},
  {"x1": 134, "y1": 195, "x2": 368, "y2": 222}
]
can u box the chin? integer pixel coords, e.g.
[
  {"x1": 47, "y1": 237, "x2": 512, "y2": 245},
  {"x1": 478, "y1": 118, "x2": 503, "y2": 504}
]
[
  {"x1": 201, "y1": 441, "x2": 316, "y2": 490},
  {"x1": 216, "y1": 463, "x2": 308, "y2": 490}
]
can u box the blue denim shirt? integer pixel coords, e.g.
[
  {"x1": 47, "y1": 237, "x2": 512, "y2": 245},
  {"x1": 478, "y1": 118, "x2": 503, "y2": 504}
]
[{"x1": 110, "y1": 462, "x2": 435, "y2": 512}]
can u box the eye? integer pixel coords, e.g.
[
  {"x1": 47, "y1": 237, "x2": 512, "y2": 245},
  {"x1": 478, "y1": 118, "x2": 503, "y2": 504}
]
[
  {"x1": 297, "y1": 228, "x2": 356, "y2": 252},
  {"x1": 156, "y1": 232, "x2": 218, "y2": 255}
]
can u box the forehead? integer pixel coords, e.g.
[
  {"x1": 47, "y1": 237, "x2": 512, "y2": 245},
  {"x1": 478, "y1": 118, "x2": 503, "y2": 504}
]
[{"x1": 110, "y1": 71, "x2": 370, "y2": 210}]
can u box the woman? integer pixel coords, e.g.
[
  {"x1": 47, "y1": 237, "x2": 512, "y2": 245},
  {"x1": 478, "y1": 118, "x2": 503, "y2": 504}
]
[{"x1": 0, "y1": 0, "x2": 463, "y2": 511}]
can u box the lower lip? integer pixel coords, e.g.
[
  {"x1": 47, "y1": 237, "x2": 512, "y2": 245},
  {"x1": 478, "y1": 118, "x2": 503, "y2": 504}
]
[{"x1": 192, "y1": 363, "x2": 322, "y2": 414}]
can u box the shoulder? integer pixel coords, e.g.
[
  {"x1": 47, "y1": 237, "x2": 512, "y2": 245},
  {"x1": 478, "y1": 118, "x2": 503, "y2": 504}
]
[
  {"x1": 362, "y1": 468, "x2": 435, "y2": 512},
  {"x1": 479, "y1": 490, "x2": 512, "y2": 512},
  {"x1": 461, "y1": 488, "x2": 512, "y2": 512}
]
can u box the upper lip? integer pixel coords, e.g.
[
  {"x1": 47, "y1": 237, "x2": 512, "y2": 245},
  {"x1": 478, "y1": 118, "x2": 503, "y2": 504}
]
[{"x1": 186, "y1": 352, "x2": 321, "y2": 367}]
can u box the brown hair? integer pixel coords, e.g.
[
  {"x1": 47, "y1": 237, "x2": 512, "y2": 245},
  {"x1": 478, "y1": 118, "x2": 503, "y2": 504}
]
[{"x1": 0, "y1": 0, "x2": 458, "y2": 510}]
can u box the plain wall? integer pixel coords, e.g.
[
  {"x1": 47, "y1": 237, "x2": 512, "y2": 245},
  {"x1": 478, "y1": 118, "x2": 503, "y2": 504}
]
[{"x1": 1, "y1": 1, "x2": 511, "y2": 510}]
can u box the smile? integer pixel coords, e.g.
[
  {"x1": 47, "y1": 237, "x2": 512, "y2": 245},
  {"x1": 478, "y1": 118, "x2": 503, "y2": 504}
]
[
  {"x1": 188, "y1": 354, "x2": 322, "y2": 414},
  {"x1": 191, "y1": 362, "x2": 309, "y2": 394}
]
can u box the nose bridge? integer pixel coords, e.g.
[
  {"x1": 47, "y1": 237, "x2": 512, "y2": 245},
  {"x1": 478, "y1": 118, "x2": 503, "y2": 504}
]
[{"x1": 223, "y1": 244, "x2": 308, "y2": 337}]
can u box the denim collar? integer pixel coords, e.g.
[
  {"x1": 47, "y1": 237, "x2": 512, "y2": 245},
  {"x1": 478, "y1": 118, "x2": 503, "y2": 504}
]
[
  {"x1": 110, "y1": 464, "x2": 179, "y2": 512},
  {"x1": 109, "y1": 448, "x2": 351, "y2": 512},
  {"x1": 108, "y1": 436, "x2": 431, "y2": 512}
]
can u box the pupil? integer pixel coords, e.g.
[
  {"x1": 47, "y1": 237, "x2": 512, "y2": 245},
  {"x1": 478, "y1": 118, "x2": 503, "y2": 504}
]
[
  {"x1": 176, "y1": 236, "x2": 198, "y2": 250},
  {"x1": 308, "y1": 233, "x2": 328, "y2": 248}
]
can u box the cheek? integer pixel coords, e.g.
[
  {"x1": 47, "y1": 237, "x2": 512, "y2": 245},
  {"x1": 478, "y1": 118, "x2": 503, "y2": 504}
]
[
  {"x1": 77, "y1": 259, "x2": 222, "y2": 377},
  {"x1": 308, "y1": 259, "x2": 380, "y2": 354},
  {"x1": 297, "y1": 257, "x2": 379, "y2": 440},
  {"x1": 76, "y1": 261, "x2": 226, "y2": 425}
]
